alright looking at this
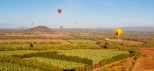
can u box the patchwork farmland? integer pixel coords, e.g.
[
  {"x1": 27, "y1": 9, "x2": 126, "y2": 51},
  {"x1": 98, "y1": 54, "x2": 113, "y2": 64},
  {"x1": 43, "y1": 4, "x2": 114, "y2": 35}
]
[{"x1": 0, "y1": 26, "x2": 154, "y2": 71}]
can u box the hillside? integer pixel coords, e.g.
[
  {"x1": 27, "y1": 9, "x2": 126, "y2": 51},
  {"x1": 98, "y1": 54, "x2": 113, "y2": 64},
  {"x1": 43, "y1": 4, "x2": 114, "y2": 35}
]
[{"x1": 20, "y1": 26, "x2": 54, "y2": 34}]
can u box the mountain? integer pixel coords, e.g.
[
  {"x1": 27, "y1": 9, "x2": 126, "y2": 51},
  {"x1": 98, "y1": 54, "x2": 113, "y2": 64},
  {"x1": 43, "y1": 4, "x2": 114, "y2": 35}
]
[
  {"x1": 0, "y1": 26, "x2": 154, "y2": 33},
  {"x1": 20, "y1": 26, "x2": 54, "y2": 33},
  {"x1": 96, "y1": 26, "x2": 154, "y2": 32},
  {"x1": 121, "y1": 26, "x2": 154, "y2": 31}
]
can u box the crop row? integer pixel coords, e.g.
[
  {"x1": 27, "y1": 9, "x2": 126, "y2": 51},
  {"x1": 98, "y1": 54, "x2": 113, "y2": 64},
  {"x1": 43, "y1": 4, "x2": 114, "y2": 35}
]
[
  {"x1": 0, "y1": 44, "x2": 101, "y2": 51},
  {"x1": 0, "y1": 50, "x2": 37, "y2": 56},
  {"x1": 0, "y1": 53, "x2": 130, "y2": 71},
  {"x1": 13, "y1": 51, "x2": 93, "y2": 65},
  {"x1": 0, "y1": 56, "x2": 63, "y2": 71},
  {"x1": 72, "y1": 53, "x2": 130, "y2": 71},
  {"x1": 55, "y1": 49, "x2": 129, "y2": 64},
  {"x1": 26, "y1": 57, "x2": 86, "y2": 69},
  {"x1": 0, "y1": 49, "x2": 129, "y2": 64},
  {"x1": 0, "y1": 62, "x2": 44, "y2": 71}
]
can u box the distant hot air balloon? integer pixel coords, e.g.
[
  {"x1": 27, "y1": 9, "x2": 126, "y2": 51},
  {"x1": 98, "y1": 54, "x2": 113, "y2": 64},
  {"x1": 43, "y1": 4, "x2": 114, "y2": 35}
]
[
  {"x1": 75, "y1": 22, "x2": 76, "y2": 24},
  {"x1": 57, "y1": 8, "x2": 62, "y2": 14},
  {"x1": 114, "y1": 28, "x2": 122, "y2": 38},
  {"x1": 60, "y1": 26, "x2": 63, "y2": 29},
  {"x1": 32, "y1": 23, "x2": 33, "y2": 24}
]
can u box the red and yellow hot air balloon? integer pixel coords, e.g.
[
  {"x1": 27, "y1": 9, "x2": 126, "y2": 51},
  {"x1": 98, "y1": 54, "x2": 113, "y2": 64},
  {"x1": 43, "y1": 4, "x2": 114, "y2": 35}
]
[
  {"x1": 114, "y1": 28, "x2": 122, "y2": 38},
  {"x1": 57, "y1": 8, "x2": 62, "y2": 14}
]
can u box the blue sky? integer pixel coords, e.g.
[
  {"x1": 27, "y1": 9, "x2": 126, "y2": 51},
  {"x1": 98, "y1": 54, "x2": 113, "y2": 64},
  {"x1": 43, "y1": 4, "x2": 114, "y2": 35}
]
[{"x1": 0, "y1": 0, "x2": 154, "y2": 28}]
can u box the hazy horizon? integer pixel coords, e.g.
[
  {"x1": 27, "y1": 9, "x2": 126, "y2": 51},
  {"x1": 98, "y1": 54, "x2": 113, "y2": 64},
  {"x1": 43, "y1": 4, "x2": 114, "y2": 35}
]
[{"x1": 0, "y1": 0, "x2": 154, "y2": 28}]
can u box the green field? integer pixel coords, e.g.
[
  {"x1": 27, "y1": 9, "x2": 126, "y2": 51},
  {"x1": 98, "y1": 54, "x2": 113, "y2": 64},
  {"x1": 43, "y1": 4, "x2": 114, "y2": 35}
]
[
  {"x1": 0, "y1": 43, "x2": 101, "y2": 51},
  {"x1": 26, "y1": 57, "x2": 86, "y2": 69},
  {"x1": 55, "y1": 49, "x2": 129, "y2": 64},
  {"x1": 0, "y1": 62, "x2": 44, "y2": 71},
  {"x1": 0, "y1": 44, "x2": 61, "y2": 48},
  {"x1": 0, "y1": 49, "x2": 130, "y2": 70},
  {"x1": 67, "y1": 40, "x2": 97, "y2": 44},
  {"x1": 0, "y1": 50, "x2": 37, "y2": 56},
  {"x1": 0, "y1": 39, "x2": 139, "y2": 70}
]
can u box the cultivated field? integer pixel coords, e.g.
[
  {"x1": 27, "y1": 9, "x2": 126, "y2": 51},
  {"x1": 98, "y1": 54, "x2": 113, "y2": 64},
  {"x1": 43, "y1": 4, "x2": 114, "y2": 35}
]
[
  {"x1": 0, "y1": 39, "x2": 70, "y2": 44},
  {"x1": 0, "y1": 26, "x2": 154, "y2": 71},
  {"x1": 0, "y1": 49, "x2": 130, "y2": 70},
  {"x1": 120, "y1": 40, "x2": 143, "y2": 45},
  {"x1": 67, "y1": 40, "x2": 96, "y2": 44},
  {"x1": 106, "y1": 39, "x2": 143, "y2": 45},
  {"x1": 92, "y1": 57, "x2": 135, "y2": 71}
]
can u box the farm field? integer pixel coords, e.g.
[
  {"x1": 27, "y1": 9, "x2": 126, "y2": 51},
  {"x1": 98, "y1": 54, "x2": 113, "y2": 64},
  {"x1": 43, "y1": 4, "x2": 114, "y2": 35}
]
[
  {"x1": 0, "y1": 43, "x2": 101, "y2": 51},
  {"x1": 0, "y1": 49, "x2": 130, "y2": 70},
  {"x1": 118, "y1": 40, "x2": 143, "y2": 45},
  {"x1": 0, "y1": 62, "x2": 43, "y2": 71},
  {"x1": 0, "y1": 26, "x2": 154, "y2": 71},
  {"x1": 26, "y1": 57, "x2": 86, "y2": 69},
  {"x1": 55, "y1": 49, "x2": 129, "y2": 64},
  {"x1": 0, "y1": 50, "x2": 37, "y2": 56},
  {"x1": 106, "y1": 39, "x2": 143, "y2": 45},
  {"x1": 67, "y1": 39, "x2": 96, "y2": 44},
  {"x1": 98, "y1": 39, "x2": 143, "y2": 44},
  {"x1": 1, "y1": 0, "x2": 154, "y2": 70},
  {"x1": 0, "y1": 39, "x2": 70, "y2": 44},
  {"x1": 91, "y1": 57, "x2": 136, "y2": 71}
]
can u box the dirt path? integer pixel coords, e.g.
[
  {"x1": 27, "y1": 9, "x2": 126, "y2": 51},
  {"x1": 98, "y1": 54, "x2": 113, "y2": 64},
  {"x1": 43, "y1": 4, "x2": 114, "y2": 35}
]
[
  {"x1": 133, "y1": 48, "x2": 154, "y2": 71},
  {"x1": 91, "y1": 57, "x2": 133, "y2": 71}
]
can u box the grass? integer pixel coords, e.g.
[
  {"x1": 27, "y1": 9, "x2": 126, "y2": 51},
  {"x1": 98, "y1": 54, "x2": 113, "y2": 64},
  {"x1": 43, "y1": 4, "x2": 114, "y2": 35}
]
[
  {"x1": 0, "y1": 62, "x2": 44, "y2": 71},
  {"x1": 0, "y1": 50, "x2": 37, "y2": 56},
  {"x1": 0, "y1": 44, "x2": 100, "y2": 50},
  {"x1": 0, "y1": 44, "x2": 30, "y2": 48}
]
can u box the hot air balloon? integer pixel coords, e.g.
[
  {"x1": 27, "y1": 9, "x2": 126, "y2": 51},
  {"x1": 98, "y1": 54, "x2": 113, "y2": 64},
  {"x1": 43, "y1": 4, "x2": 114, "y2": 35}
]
[
  {"x1": 114, "y1": 28, "x2": 122, "y2": 38},
  {"x1": 57, "y1": 8, "x2": 62, "y2": 14},
  {"x1": 75, "y1": 22, "x2": 76, "y2": 24},
  {"x1": 60, "y1": 26, "x2": 63, "y2": 29}
]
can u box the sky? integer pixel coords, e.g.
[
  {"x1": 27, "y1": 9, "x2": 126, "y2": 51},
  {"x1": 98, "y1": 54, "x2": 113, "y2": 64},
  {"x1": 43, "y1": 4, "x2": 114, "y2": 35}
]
[{"x1": 0, "y1": 0, "x2": 154, "y2": 28}]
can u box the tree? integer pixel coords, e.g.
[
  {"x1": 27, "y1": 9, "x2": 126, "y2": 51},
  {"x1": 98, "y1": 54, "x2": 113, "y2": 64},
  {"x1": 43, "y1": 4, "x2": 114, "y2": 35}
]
[
  {"x1": 103, "y1": 42, "x2": 109, "y2": 49},
  {"x1": 30, "y1": 43, "x2": 33, "y2": 47},
  {"x1": 96, "y1": 41, "x2": 102, "y2": 45}
]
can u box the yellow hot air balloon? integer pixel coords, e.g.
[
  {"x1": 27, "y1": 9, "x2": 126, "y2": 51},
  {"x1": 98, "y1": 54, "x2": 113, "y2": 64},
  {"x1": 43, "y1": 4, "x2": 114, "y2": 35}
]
[
  {"x1": 114, "y1": 28, "x2": 122, "y2": 38},
  {"x1": 60, "y1": 26, "x2": 63, "y2": 29}
]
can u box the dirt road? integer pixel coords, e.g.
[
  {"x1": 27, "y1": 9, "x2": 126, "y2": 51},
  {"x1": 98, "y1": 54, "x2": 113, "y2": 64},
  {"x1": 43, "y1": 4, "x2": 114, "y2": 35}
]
[
  {"x1": 91, "y1": 57, "x2": 134, "y2": 71},
  {"x1": 133, "y1": 48, "x2": 154, "y2": 71}
]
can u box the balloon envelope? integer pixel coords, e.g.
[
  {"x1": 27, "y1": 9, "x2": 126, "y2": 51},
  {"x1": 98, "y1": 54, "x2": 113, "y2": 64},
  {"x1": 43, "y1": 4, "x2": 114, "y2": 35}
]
[
  {"x1": 57, "y1": 8, "x2": 62, "y2": 14},
  {"x1": 114, "y1": 28, "x2": 122, "y2": 38},
  {"x1": 60, "y1": 26, "x2": 63, "y2": 29}
]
